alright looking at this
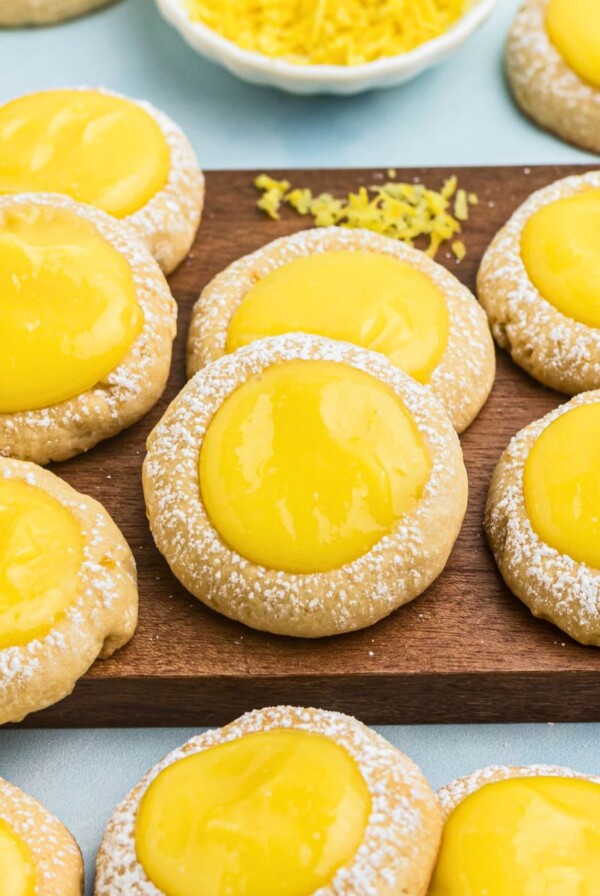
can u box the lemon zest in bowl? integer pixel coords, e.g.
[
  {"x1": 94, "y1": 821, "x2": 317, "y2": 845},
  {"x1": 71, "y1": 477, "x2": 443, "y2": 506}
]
[
  {"x1": 254, "y1": 173, "x2": 478, "y2": 259},
  {"x1": 187, "y1": 0, "x2": 467, "y2": 67}
]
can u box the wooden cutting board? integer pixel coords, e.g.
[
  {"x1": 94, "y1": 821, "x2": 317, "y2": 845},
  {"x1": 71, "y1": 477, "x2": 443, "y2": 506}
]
[{"x1": 17, "y1": 164, "x2": 600, "y2": 727}]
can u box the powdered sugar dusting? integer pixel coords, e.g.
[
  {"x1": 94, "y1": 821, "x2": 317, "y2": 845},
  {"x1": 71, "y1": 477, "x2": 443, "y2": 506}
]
[
  {"x1": 478, "y1": 171, "x2": 600, "y2": 394},
  {"x1": 95, "y1": 706, "x2": 441, "y2": 896},
  {"x1": 506, "y1": 0, "x2": 600, "y2": 152},
  {"x1": 144, "y1": 333, "x2": 467, "y2": 637},
  {"x1": 0, "y1": 192, "x2": 177, "y2": 466},
  {"x1": 486, "y1": 391, "x2": 600, "y2": 645},
  {"x1": 0, "y1": 458, "x2": 138, "y2": 723},
  {"x1": 0, "y1": 776, "x2": 82, "y2": 895},
  {"x1": 438, "y1": 764, "x2": 600, "y2": 820},
  {"x1": 188, "y1": 227, "x2": 494, "y2": 433},
  {"x1": 122, "y1": 90, "x2": 204, "y2": 274}
]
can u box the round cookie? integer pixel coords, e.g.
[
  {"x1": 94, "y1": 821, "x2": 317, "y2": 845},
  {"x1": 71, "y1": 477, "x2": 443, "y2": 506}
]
[
  {"x1": 478, "y1": 171, "x2": 600, "y2": 395},
  {"x1": 0, "y1": 777, "x2": 83, "y2": 895},
  {"x1": 95, "y1": 705, "x2": 442, "y2": 896},
  {"x1": 0, "y1": 192, "x2": 177, "y2": 465},
  {"x1": 0, "y1": 457, "x2": 138, "y2": 724},
  {"x1": 431, "y1": 765, "x2": 600, "y2": 894},
  {"x1": 0, "y1": 87, "x2": 203, "y2": 273},
  {"x1": 144, "y1": 334, "x2": 468, "y2": 638},
  {"x1": 0, "y1": 0, "x2": 112, "y2": 25},
  {"x1": 187, "y1": 228, "x2": 495, "y2": 433},
  {"x1": 506, "y1": 0, "x2": 600, "y2": 154},
  {"x1": 486, "y1": 391, "x2": 600, "y2": 646}
]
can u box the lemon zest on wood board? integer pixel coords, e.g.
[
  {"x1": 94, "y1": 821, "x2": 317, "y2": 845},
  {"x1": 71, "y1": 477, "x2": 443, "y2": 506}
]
[
  {"x1": 254, "y1": 173, "x2": 478, "y2": 260},
  {"x1": 187, "y1": 0, "x2": 467, "y2": 66}
]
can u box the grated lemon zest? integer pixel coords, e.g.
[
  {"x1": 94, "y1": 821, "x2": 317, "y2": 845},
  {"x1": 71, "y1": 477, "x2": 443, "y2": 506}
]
[
  {"x1": 254, "y1": 173, "x2": 477, "y2": 260},
  {"x1": 454, "y1": 188, "x2": 469, "y2": 222},
  {"x1": 187, "y1": 0, "x2": 466, "y2": 66},
  {"x1": 452, "y1": 239, "x2": 466, "y2": 261}
]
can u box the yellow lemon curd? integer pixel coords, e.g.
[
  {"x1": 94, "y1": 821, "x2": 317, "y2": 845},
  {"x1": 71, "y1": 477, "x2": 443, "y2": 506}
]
[
  {"x1": 135, "y1": 729, "x2": 371, "y2": 896},
  {"x1": 187, "y1": 0, "x2": 466, "y2": 66},
  {"x1": 0, "y1": 203, "x2": 143, "y2": 414},
  {"x1": 429, "y1": 776, "x2": 600, "y2": 896},
  {"x1": 521, "y1": 189, "x2": 600, "y2": 329},
  {"x1": 0, "y1": 819, "x2": 35, "y2": 896},
  {"x1": 227, "y1": 252, "x2": 450, "y2": 384},
  {"x1": 0, "y1": 89, "x2": 170, "y2": 218},
  {"x1": 524, "y1": 403, "x2": 600, "y2": 570},
  {"x1": 547, "y1": 0, "x2": 600, "y2": 89},
  {"x1": 0, "y1": 478, "x2": 84, "y2": 651},
  {"x1": 199, "y1": 360, "x2": 431, "y2": 573}
]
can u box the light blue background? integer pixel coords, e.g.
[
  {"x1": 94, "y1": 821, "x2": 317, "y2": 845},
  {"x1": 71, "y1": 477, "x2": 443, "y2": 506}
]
[{"x1": 0, "y1": 0, "x2": 598, "y2": 892}]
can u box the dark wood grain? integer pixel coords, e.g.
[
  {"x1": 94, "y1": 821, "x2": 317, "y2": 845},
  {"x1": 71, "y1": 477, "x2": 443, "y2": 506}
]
[{"x1": 15, "y1": 165, "x2": 600, "y2": 727}]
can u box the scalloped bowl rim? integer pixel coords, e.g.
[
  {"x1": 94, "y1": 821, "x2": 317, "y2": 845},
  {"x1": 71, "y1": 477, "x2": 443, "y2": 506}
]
[{"x1": 156, "y1": 0, "x2": 500, "y2": 87}]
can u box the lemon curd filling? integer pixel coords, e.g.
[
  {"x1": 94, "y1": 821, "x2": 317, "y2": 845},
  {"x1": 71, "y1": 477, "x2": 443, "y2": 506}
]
[
  {"x1": 429, "y1": 776, "x2": 600, "y2": 896},
  {"x1": 199, "y1": 360, "x2": 432, "y2": 574},
  {"x1": 523, "y1": 403, "x2": 600, "y2": 570},
  {"x1": 0, "y1": 204, "x2": 143, "y2": 414},
  {"x1": 135, "y1": 729, "x2": 371, "y2": 896},
  {"x1": 521, "y1": 189, "x2": 600, "y2": 329},
  {"x1": 227, "y1": 252, "x2": 450, "y2": 384},
  {"x1": 0, "y1": 89, "x2": 170, "y2": 218},
  {"x1": 546, "y1": 0, "x2": 600, "y2": 90},
  {"x1": 0, "y1": 819, "x2": 35, "y2": 896},
  {"x1": 0, "y1": 478, "x2": 84, "y2": 651}
]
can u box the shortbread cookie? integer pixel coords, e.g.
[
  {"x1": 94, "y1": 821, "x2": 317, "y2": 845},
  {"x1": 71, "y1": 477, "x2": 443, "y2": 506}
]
[
  {"x1": 144, "y1": 333, "x2": 468, "y2": 638},
  {"x1": 0, "y1": 777, "x2": 83, "y2": 894},
  {"x1": 187, "y1": 228, "x2": 495, "y2": 433},
  {"x1": 0, "y1": 0, "x2": 111, "y2": 25},
  {"x1": 486, "y1": 391, "x2": 600, "y2": 645},
  {"x1": 0, "y1": 193, "x2": 177, "y2": 465},
  {"x1": 0, "y1": 87, "x2": 203, "y2": 273},
  {"x1": 95, "y1": 706, "x2": 442, "y2": 896},
  {"x1": 0, "y1": 457, "x2": 137, "y2": 724},
  {"x1": 506, "y1": 0, "x2": 600, "y2": 154},
  {"x1": 430, "y1": 764, "x2": 600, "y2": 894},
  {"x1": 478, "y1": 171, "x2": 600, "y2": 395}
]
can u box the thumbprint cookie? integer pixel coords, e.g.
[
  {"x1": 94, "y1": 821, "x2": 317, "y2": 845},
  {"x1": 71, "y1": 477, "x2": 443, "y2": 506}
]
[
  {"x1": 486, "y1": 391, "x2": 600, "y2": 646},
  {"x1": 0, "y1": 87, "x2": 203, "y2": 273},
  {"x1": 0, "y1": 776, "x2": 83, "y2": 895},
  {"x1": 95, "y1": 706, "x2": 442, "y2": 896},
  {"x1": 0, "y1": 457, "x2": 137, "y2": 724},
  {"x1": 430, "y1": 764, "x2": 600, "y2": 895},
  {"x1": 187, "y1": 228, "x2": 495, "y2": 433},
  {"x1": 0, "y1": 193, "x2": 176, "y2": 465},
  {"x1": 144, "y1": 334, "x2": 468, "y2": 638},
  {"x1": 479, "y1": 172, "x2": 600, "y2": 395},
  {"x1": 506, "y1": 0, "x2": 600, "y2": 154}
]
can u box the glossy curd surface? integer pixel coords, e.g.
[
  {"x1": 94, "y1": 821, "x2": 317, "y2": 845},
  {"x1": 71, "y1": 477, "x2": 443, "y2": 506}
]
[
  {"x1": 0, "y1": 89, "x2": 170, "y2": 218},
  {"x1": 521, "y1": 189, "x2": 600, "y2": 329},
  {"x1": 0, "y1": 203, "x2": 143, "y2": 413},
  {"x1": 524, "y1": 403, "x2": 600, "y2": 570},
  {"x1": 429, "y1": 776, "x2": 600, "y2": 895},
  {"x1": 227, "y1": 251, "x2": 449, "y2": 384},
  {"x1": 0, "y1": 478, "x2": 84, "y2": 650},
  {"x1": 547, "y1": 0, "x2": 600, "y2": 89},
  {"x1": 135, "y1": 729, "x2": 371, "y2": 896},
  {"x1": 199, "y1": 360, "x2": 431, "y2": 573}
]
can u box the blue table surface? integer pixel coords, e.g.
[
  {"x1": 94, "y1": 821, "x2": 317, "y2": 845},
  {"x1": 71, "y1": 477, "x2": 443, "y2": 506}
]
[{"x1": 0, "y1": 0, "x2": 598, "y2": 892}]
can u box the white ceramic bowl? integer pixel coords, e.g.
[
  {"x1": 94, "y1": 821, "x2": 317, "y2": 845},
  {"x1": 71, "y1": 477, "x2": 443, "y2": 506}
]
[{"x1": 156, "y1": 0, "x2": 499, "y2": 95}]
